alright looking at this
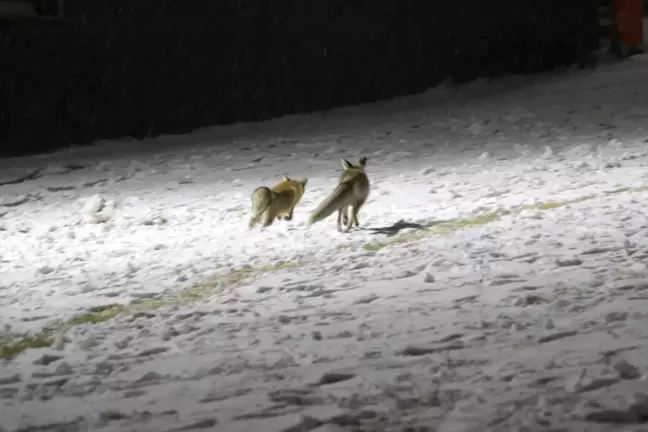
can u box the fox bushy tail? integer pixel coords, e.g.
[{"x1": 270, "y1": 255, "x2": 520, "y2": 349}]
[
  {"x1": 308, "y1": 183, "x2": 353, "y2": 226},
  {"x1": 249, "y1": 187, "x2": 273, "y2": 229}
]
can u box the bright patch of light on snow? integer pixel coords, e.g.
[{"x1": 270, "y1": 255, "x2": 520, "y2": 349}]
[{"x1": 1, "y1": 56, "x2": 648, "y2": 431}]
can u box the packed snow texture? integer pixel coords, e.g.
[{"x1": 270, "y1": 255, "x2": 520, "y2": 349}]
[{"x1": 2, "y1": 56, "x2": 648, "y2": 431}]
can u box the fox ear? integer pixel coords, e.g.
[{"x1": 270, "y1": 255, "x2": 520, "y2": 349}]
[
  {"x1": 283, "y1": 174, "x2": 290, "y2": 181},
  {"x1": 341, "y1": 159, "x2": 352, "y2": 170},
  {"x1": 358, "y1": 156, "x2": 367, "y2": 167},
  {"x1": 300, "y1": 178, "x2": 308, "y2": 188}
]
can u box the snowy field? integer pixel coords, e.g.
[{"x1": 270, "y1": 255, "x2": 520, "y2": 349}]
[{"x1": 2, "y1": 55, "x2": 648, "y2": 431}]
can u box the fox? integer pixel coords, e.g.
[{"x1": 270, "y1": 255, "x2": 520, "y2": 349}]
[
  {"x1": 248, "y1": 175, "x2": 308, "y2": 229},
  {"x1": 308, "y1": 156, "x2": 370, "y2": 233}
]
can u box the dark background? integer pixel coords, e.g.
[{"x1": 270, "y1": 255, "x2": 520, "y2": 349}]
[{"x1": 0, "y1": 0, "x2": 602, "y2": 158}]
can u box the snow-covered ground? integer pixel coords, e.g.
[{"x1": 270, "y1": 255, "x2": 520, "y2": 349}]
[{"x1": 2, "y1": 56, "x2": 648, "y2": 431}]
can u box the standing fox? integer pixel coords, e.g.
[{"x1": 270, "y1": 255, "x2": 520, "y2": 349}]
[
  {"x1": 308, "y1": 157, "x2": 370, "y2": 233},
  {"x1": 248, "y1": 175, "x2": 308, "y2": 229}
]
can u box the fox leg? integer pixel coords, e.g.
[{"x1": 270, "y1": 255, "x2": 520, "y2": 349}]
[
  {"x1": 342, "y1": 199, "x2": 364, "y2": 228},
  {"x1": 341, "y1": 206, "x2": 355, "y2": 233},
  {"x1": 336, "y1": 207, "x2": 345, "y2": 232},
  {"x1": 260, "y1": 209, "x2": 277, "y2": 228},
  {"x1": 340, "y1": 209, "x2": 354, "y2": 227},
  {"x1": 335, "y1": 206, "x2": 351, "y2": 233},
  {"x1": 350, "y1": 199, "x2": 366, "y2": 228},
  {"x1": 283, "y1": 207, "x2": 295, "y2": 222},
  {"x1": 341, "y1": 214, "x2": 355, "y2": 226}
]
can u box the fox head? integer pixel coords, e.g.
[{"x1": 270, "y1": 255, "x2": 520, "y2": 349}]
[
  {"x1": 341, "y1": 156, "x2": 367, "y2": 172},
  {"x1": 282, "y1": 175, "x2": 308, "y2": 198}
]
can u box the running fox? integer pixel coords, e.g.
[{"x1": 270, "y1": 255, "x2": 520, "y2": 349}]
[
  {"x1": 308, "y1": 157, "x2": 370, "y2": 233},
  {"x1": 248, "y1": 175, "x2": 308, "y2": 229}
]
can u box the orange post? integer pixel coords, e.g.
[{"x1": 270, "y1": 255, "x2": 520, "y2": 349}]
[{"x1": 613, "y1": 0, "x2": 644, "y2": 47}]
